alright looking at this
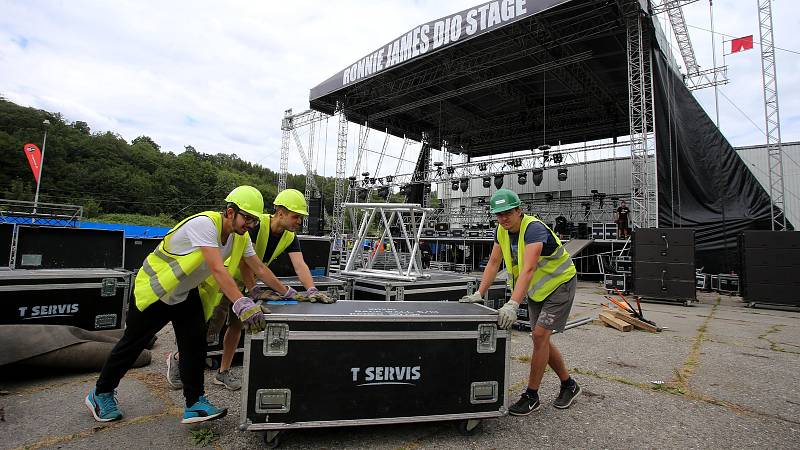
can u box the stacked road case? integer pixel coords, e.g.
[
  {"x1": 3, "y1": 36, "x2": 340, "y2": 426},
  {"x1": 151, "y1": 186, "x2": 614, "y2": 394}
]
[
  {"x1": 352, "y1": 272, "x2": 476, "y2": 301},
  {"x1": 0, "y1": 269, "x2": 131, "y2": 330},
  {"x1": 240, "y1": 301, "x2": 508, "y2": 446}
]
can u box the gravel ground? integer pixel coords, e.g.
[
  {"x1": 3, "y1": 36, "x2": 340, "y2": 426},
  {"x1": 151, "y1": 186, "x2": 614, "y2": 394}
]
[{"x1": 2, "y1": 281, "x2": 799, "y2": 449}]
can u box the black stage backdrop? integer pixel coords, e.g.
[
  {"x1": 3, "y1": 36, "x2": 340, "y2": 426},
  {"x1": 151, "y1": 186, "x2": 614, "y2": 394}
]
[{"x1": 653, "y1": 47, "x2": 792, "y2": 274}]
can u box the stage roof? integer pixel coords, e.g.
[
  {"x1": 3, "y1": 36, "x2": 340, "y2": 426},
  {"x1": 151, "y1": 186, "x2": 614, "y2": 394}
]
[{"x1": 309, "y1": 0, "x2": 651, "y2": 156}]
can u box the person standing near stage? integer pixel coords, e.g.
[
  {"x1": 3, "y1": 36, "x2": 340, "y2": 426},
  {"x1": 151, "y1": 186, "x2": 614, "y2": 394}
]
[
  {"x1": 615, "y1": 200, "x2": 631, "y2": 239},
  {"x1": 460, "y1": 188, "x2": 580, "y2": 414},
  {"x1": 85, "y1": 186, "x2": 290, "y2": 424}
]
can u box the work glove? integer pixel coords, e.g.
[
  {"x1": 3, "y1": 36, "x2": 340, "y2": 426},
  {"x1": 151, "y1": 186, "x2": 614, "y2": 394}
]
[
  {"x1": 497, "y1": 300, "x2": 520, "y2": 330},
  {"x1": 248, "y1": 285, "x2": 267, "y2": 299},
  {"x1": 459, "y1": 291, "x2": 484, "y2": 304},
  {"x1": 297, "y1": 287, "x2": 336, "y2": 304},
  {"x1": 282, "y1": 286, "x2": 298, "y2": 299},
  {"x1": 232, "y1": 296, "x2": 266, "y2": 334}
]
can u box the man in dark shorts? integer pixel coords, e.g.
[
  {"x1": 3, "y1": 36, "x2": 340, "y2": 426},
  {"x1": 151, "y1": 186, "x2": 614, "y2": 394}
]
[
  {"x1": 460, "y1": 188, "x2": 580, "y2": 414},
  {"x1": 615, "y1": 200, "x2": 631, "y2": 238}
]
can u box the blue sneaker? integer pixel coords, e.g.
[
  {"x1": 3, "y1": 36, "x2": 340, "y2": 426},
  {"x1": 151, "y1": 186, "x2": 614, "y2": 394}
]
[
  {"x1": 181, "y1": 396, "x2": 227, "y2": 424},
  {"x1": 85, "y1": 388, "x2": 122, "y2": 422}
]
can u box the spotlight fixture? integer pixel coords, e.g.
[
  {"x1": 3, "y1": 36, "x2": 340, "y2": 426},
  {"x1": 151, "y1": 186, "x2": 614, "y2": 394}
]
[
  {"x1": 433, "y1": 161, "x2": 444, "y2": 167},
  {"x1": 362, "y1": 172, "x2": 370, "y2": 178},
  {"x1": 517, "y1": 173, "x2": 527, "y2": 185},
  {"x1": 385, "y1": 175, "x2": 393, "y2": 182},
  {"x1": 542, "y1": 150, "x2": 550, "y2": 163},
  {"x1": 538, "y1": 144, "x2": 551, "y2": 151},
  {"x1": 460, "y1": 177, "x2": 469, "y2": 192},
  {"x1": 545, "y1": 193, "x2": 554, "y2": 202},
  {"x1": 369, "y1": 177, "x2": 376, "y2": 185},
  {"x1": 348, "y1": 175, "x2": 357, "y2": 187},
  {"x1": 557, "y1": 168, "x2": 568, "y2": 181},
  {"x1": 451, "y1": 180, "x2": 460, "y2": 191},
  {"x1": 531, "y1": 168, "x2": 544, "y2": 186},
  {"x1": 478, "y1": 162, "x2": 487, "y2": 171},
  {"x1": 552, "y1": 152, "x2": 563, "y2": 164},
  {"x1": 493, "y1": 174, "x2": 504, "y2": 189},
  {"x1": 446, "y1": 166, "x2": 456, "y2": 175},
  {"x1": 482, "y1": 177, "x2": 491, "y2": 188}
]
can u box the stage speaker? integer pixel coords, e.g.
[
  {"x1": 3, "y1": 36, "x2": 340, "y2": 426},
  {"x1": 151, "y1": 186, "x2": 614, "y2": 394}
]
[
  {"x1": 268, "y1": 236, "x2": 332, "y2": 277},
  {"x1": 577, "y1": 223, "x2": 589, "y2": 239},
  {"x1": 740, "y1": 231, "x2": 800, "y2": 306},
  {"x1": 307, "y1": 196, "x2": 324, "y2": 236},
  {"x1": 435, "y1": 222, "x2": 450, "y2": 232},
  {"x1": 633, "y1": 228, "x2": 695, "y2": 303}
]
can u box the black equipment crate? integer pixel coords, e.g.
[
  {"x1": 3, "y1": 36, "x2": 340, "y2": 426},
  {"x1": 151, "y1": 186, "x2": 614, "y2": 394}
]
[
  {"x1": 268, "y1": 235, "x2": 332, "y2": 277},
  {"x1": 696, "y1": 273, "x2": 712, "y2": 291},
  {"x1": 123, "y1": 237, "x2": 161, "y2": 271},
  {"x1": 481, "y1": 277, "x2": 508, "y2": 309},
  {"x1": 0, "y1": 269, "x2": 131, "y2": 330},
  {"x1": 604, "y1": 273, "x2": 627, "y2": 293},
  {"x1": 713, "y1": 274, "x2": 740, "y2": 295},
  {"x1": 353, "y1": 272, "x2": 476, "y2": 301},
  {"x1": 1, "y1": 222, "x2": 13, "y2": 268},
  {"x1": 241, "y1": 301, "x2": 508, "y2": 440},
  {"x1": 206, "y1": 276, "x2": 351, "y2": 361},
  {"x1": 14, "y1": 226, "x2": 124, "y2": 269},
  {"x1": 633, "y1": 228, "x2": 696, "y2": 304},
  {"x1": 740, "y1": 231, "x2": 800, "y2": 307}
]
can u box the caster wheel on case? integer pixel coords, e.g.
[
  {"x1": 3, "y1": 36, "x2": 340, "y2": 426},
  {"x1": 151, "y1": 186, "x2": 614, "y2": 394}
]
[
  {"x1": 263, "y1": 430, "x2": 284, "y2": 448},
  {"x1": 455, "y1": 418, "x2": 482, "y2": 436}
]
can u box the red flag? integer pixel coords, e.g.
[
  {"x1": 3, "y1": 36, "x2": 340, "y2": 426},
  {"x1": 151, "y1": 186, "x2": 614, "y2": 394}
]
[
  {"x1": 23, "y1": 143, "x2": 42, "y2": 183},
  {"x1": 730, "y1": 35, "x2": 754, "y2": 53}
]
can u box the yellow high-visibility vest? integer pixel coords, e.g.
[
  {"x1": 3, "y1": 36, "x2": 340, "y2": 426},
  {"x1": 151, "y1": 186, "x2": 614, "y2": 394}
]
[
  {"x1": 497, "y1": 214, "x2": 576, "y2": 302},
  {"x1": 134, "y1": 211, "x2": 248, "y2": 320}
]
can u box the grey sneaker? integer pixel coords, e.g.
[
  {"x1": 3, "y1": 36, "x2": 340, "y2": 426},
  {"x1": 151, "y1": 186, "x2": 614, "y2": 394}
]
[
  {"x1": 166, "y1": 352, "x2": 183, "y2": 390},
  {"x1": 213, "y1": 369, "x2": 241, "y2": 391}
]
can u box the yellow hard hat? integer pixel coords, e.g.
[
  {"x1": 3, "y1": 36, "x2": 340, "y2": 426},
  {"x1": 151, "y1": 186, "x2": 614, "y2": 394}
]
[
  {"x1": 274, "y1": 189, "x2": 308, "y2": 216},
  {"x1": 225, "y1": 186, "x2": 264, "y2": 217}
]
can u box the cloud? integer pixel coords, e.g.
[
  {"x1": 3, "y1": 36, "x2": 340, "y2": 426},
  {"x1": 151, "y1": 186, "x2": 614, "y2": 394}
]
[{"x1": 1, "y1": 0, "x2": 798, "y2": 180}]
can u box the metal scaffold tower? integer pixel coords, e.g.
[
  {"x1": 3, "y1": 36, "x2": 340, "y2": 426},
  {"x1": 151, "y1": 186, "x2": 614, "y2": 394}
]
[
  {"x1": 758, "y1": 0, "x2": 786, "y2": 231},
  {"x1": 332, "y1": 103, "x2": 348, "y2": 241},
  {"x1": 625, "y1": 0, "x2": 658, "y2": 229},
  {"x1": 653, "y1": 0, "x2": 729, "y2": 91},
  {"x1": 278, "y1": 109, "x2": 291, "y2": 191},
  {"x1": 278, "y1": 108, "x2": 330, "y2": 231}
]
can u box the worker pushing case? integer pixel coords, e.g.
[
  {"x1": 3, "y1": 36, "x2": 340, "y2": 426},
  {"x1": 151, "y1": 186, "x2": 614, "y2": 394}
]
[{"x1": 240, "y1": 300, "x2": 509, "y2": 447}]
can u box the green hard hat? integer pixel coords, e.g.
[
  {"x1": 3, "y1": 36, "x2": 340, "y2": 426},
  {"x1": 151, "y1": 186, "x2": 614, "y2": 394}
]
[
  {"x1": 490, "y1": 189, "x2": 521, "y2": 214},
  {"x1": 225, "y1": 186, "x2": 264, "y2": 217},
  {"x1": 274, "y1": 188, "x2": 309, "y2": 216}
]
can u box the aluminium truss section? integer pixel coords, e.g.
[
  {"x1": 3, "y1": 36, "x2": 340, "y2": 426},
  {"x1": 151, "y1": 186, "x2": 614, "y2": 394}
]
[
  {"x1": 339, "y1": 203, "x2": 433, "y2": 281},
  {"x1": 332, "y1": 104, "x2": 348, "y2": 241},
  {"x1": 758, "y1": 0, "x2": 786, "y2": 230},
  {"x1": 625, "y1": 1, "x2": 658, "y2": 229}
]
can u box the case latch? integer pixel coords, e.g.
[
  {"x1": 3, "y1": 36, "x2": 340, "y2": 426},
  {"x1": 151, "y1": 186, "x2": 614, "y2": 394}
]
[
  {"x1": 477, "y1": 323, "x2": 497, "y2": 353},
  {"x1": 470, "y1": 381, "x2": 499, "y2": 404},
  {"x1": 255, "y1": 389, "x2": 291, "y2": 413},
  {"x1": 101, "y1": 278, "x2": 117, "y2": 297},
  {"x1": 263, "y1": 323, "x2": 289, "y2": 356}
]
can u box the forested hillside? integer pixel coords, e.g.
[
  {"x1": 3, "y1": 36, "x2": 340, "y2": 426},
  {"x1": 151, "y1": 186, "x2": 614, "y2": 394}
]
[{"x1": 0, "y1": 98, "x2": 341, "y2": 225}]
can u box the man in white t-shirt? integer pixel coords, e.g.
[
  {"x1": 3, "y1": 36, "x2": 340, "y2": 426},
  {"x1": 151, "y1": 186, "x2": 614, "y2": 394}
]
[{"x1": 85, "y1": 186, "x2": 296, "y2": 425}]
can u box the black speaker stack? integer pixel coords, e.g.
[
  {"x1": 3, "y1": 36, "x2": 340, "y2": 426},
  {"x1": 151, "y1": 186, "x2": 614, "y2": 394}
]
[
  {"x1": 633, "y1": 228, "x2": 696, "y2": 304},
  {"x1": 307, "y1": 196, "x2": 325, "y2": 236},
  {"x1": 740, "y1": 231, "x2": 800, "y2": 308}
]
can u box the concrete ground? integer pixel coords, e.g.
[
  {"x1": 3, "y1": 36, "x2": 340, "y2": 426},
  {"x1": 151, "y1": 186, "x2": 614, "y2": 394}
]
[{"x1": 2, "y1": 281, "x2": 799, "y2": 449}]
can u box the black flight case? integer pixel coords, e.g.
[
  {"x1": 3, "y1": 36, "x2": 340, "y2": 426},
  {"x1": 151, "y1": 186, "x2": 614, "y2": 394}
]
[
  {"x1": 0, "y1": 269, "x2": 131, "y2": 330},
  {"x1": 240, "y1": 301, "x2": 509, "y2": 446},
  {"x1": 352, "y1": 271, "x2": 476, "y2": 301},
  {"x1": 205, "y1": 275, "x2": 351, "y2": 366}
]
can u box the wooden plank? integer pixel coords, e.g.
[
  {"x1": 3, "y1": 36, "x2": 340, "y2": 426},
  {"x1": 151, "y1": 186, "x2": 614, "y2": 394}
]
[
  {"x1": 609, "y1": 310, "x2": 661, "y2": 333},
  {"x1": 598, "y1": 312, "x2": 632, "y2": 332}
]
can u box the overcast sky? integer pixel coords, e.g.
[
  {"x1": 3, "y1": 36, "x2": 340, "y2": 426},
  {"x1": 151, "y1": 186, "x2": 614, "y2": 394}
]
[{"x1": 1, "y1": 0, "x2": 798, "y2": 178}]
